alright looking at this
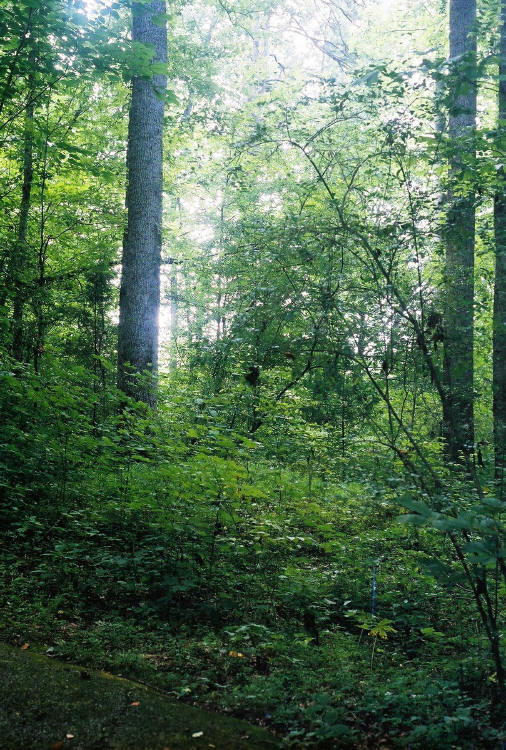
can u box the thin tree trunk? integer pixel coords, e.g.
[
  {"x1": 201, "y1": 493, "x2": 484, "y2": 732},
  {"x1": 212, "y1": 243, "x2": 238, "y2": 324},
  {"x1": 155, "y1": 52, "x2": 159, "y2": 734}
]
[
  {"x1": 442, "y1": 0, "x2": 477, "y2": 463},
  {"x1": 118, "y1": 0, "x2": 167, "y2": 405},
  {"x1": 183, "y1": 272, "x2": 192, "y2": 345},
  {"x1": 216, "y1": 196, "x2": 226, "y2": 341},
  {"x1": 33, "y1": 105, "x2": 50, "y2": 375},
  {"x1": 168, "y1": 197, "x2": 182, "y2": 370},
  {"x1": 494, "y1": 0, "x2": 506, "y2": 481},
  {"x1": 11, "y1": 70, "x2": 34, "y2": 362},
  {"x1": 170, "y1": 262, "x2": 179, "y2": 369}
]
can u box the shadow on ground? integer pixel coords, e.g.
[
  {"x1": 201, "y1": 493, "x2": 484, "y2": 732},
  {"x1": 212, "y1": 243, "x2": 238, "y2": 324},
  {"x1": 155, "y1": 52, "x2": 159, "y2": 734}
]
[{"x1": 0, "y1": 643, "x2": 280, "y2": 749}]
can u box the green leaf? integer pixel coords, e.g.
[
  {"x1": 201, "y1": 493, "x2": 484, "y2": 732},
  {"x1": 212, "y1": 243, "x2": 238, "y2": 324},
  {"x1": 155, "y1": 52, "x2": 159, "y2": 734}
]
[{"x1": 397, "y1": 514, "x2": 427, "y2": 527}]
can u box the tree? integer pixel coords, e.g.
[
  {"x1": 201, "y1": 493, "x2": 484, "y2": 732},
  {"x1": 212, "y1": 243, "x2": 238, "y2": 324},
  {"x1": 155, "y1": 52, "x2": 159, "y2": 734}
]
[
  {"x1": 117, "y1": 0, "x2": 168, "y2": 405},
  {"x1": 494, "y1": 0, "x2": 506, "y2": 481},
  {"x1": 442, "y1": 0, "x2": 477, "y2": 463},
  {"x1": 10, "y1": 61, "x2": 34, "y2": 362}
]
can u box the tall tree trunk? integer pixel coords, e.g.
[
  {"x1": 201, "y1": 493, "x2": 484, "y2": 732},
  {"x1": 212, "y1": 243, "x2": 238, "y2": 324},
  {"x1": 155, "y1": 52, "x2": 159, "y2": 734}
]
[
  {"x1": 494, "y1": 0, "x2": 506, "y2": 481},
  {"x1": 215, "y1": 196, "x2": 226, "y2": 341},
  {"x1": 11, "y1": 73, "x2": 34, "y2": 362},
  {"x1": 442, "y1": 0, "x2": 477, "y2": 463},
  {"x1": 118, "y1": 0, "x2": 167, "y2": 405},
  {"x1": 169, "y1": 261, "x2": 179, "y2": 369},
  {"x1": 33, "y1": 117, "x2": 50, "y2": 375}
]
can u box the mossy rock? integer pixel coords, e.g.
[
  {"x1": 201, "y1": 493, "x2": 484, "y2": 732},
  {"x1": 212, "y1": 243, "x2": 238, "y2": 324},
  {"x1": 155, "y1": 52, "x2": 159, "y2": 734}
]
[{"x1": 0, "y1": 643, "x2": 280, "y2": 749}]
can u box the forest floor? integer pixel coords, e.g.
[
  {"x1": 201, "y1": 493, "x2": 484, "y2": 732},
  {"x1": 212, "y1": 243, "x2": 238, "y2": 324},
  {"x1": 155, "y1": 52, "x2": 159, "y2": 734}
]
[{"x1": 0, "y1": 643, "x2": 280, "y2": 750}]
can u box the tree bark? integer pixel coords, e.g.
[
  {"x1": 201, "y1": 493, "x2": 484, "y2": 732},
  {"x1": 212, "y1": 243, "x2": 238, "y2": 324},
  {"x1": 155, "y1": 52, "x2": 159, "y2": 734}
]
[
  {"x1": 442, "y1": 0, "x2": 477, "y2": 463},
  {"x1": 494, "y1": 0, "x2": 506, "y2": 481},
  {"x1": 11, "y1": 71, "x2": 34, "y2": 362},
  {"x1": 118, "y1": 0, "x2": 167, "y2": 405}
]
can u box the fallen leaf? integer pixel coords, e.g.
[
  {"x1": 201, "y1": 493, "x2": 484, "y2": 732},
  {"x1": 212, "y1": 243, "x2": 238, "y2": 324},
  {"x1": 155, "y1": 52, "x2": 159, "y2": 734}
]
[
  {"x1": 228, "y1": 650, "x2": 245, "y2": 658},
  {"x1": 130, "y1": 701, "x2": 140, "y2": 707},
  {"x1": 192, "y1": 731, "x2": 204, "y2": 738},
  {"x1": 21, "y1": 643, "x2": 29, "y2": 650}
]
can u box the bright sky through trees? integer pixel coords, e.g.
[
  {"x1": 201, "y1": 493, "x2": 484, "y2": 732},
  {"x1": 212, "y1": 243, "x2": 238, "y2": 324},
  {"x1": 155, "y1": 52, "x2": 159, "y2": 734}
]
[{"x1": 82, "y1": 0, "x2": 109, "y2": 17}]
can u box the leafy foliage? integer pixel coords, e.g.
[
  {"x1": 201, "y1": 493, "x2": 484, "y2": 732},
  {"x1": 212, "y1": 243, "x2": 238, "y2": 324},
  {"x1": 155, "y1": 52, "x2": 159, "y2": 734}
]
[{"x1": 0, "y1": 0, "x2": 505, "y2": 747}]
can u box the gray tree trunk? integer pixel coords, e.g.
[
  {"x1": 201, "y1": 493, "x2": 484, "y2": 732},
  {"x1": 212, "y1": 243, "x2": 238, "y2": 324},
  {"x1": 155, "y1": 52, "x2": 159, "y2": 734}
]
[
  {"x1": 11, "y1": 74, "x2": 34, "y2": 362},
  {"x1": 494, "y1": 0, "x2": 506, "y2": 480},
  {"x1": 442, "y1": 0, "x2": 476, "y2": 463},
  {"x1": 118, "y1": 0, "x2": 167, "y2": 405}
]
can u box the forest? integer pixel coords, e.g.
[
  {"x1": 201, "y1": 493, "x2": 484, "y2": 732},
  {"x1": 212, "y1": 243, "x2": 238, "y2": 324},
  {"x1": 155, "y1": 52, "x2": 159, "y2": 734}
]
[{"x1": 0, "y1": 0, "x2": 505, "y2": 747}]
